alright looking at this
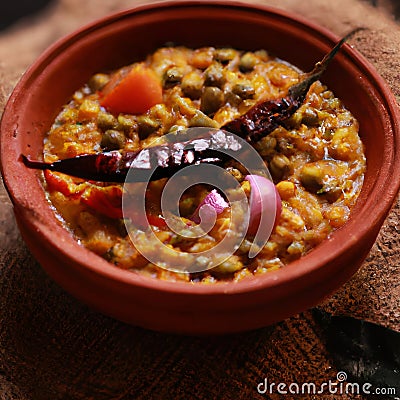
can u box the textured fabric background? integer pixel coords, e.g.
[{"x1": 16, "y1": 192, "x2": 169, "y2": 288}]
[{"x1": 0, "y1": 1, "x2": 399, "y2": 399}]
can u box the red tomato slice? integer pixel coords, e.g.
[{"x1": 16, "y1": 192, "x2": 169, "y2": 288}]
[
  {"x1": 81, "y1": 185, "x2": 123, "y2": 219},
  {"x1": 44, "y1": 170, "x2": 86, "y2": 199}
]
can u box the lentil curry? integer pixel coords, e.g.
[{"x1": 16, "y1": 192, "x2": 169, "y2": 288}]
[{"x1": 42, "y1": 46, "x2": 366, "y2": 283}]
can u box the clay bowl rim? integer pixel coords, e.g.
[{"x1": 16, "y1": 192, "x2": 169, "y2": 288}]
[{"x1": 1, "y1": 0, "x2": 400, "y2": 296}]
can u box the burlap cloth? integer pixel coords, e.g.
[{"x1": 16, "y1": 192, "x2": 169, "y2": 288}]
[{"x1": 0, "y1": 1, "x2": 399, "y2": 399}]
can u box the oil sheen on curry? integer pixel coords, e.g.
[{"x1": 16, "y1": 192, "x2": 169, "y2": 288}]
[{"x1": 41, "y1": 45, "x2": 366, "y2": 283}]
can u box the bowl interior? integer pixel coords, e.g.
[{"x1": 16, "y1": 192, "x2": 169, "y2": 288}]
[{"x1": 1, "y1": 2, "x2": 399, "y2": 293}]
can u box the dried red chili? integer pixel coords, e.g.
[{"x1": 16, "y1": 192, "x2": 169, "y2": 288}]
[{"x1": 222, "y1": 28, "x2": 362, "y2": 142}]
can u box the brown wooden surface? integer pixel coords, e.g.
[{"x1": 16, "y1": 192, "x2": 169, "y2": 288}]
[{"x1": 1, "y1": 1, "x2": 399, "y2": 399}]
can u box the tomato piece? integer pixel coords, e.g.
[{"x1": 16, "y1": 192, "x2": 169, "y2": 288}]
[
  {"x1": 45, "y1": 170, "x2": 125, "y2": 219},
  {"x1": 146, "y1": 213, "x2": 167, "y2": 228},
  {"x1": 100, "y1": 64, "x2": 163, "y2": 115},
  {"x1": 81, "y1": 185, "x2": 123, "y2": 219},
  {"x1": 122, "y1": 209, "x2": 167, "y2": 229},
  {"x1": 44, "y1": 170, "x2": 86, "y2": 199}
]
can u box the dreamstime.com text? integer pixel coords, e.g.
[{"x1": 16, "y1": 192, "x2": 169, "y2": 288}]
[{"x1": 257, "y1": 372, "x2": 398, "y2": 396}]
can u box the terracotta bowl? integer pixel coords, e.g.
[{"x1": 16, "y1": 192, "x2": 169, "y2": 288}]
[{"x1": 1, "y1": 1, "x2": 399, "y2": 334}]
